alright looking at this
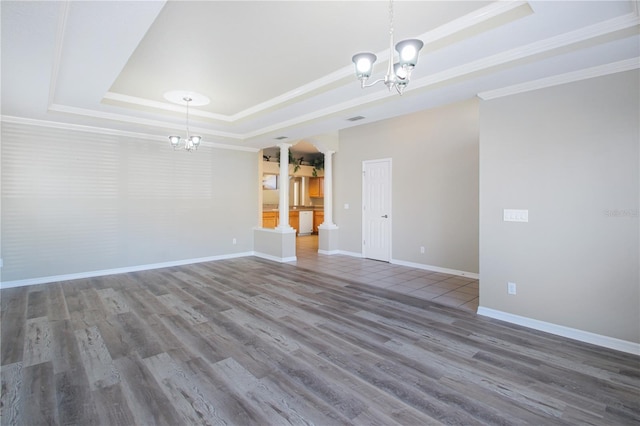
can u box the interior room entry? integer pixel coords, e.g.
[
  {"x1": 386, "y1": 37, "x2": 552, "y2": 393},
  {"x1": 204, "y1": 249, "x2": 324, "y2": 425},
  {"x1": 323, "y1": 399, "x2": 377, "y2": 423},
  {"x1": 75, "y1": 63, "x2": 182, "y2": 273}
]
[{"x1": 362, "y1": 158, "x2": 392, "y2": 262}]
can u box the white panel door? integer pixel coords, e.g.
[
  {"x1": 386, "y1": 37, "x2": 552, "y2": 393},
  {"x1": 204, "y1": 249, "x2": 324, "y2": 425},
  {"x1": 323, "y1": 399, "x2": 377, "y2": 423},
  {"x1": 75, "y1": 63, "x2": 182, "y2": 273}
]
[{"x1": 362, "y1": 159, "x2": 391, "y2": 262}]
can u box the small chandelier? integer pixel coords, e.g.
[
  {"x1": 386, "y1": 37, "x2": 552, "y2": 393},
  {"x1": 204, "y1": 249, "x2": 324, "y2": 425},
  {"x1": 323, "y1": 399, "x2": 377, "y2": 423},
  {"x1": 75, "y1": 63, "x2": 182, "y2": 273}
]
[
  {"x1": 351, "y1": 0, "x2": 423, "y2": 95},
  {"x1": 169, "y1": 96, "x2": 201, "y2": 151}
]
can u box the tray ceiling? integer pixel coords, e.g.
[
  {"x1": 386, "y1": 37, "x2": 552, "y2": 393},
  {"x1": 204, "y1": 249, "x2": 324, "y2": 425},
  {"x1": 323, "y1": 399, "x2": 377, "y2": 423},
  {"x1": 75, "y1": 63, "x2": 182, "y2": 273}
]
[{"x1": 2, "y1": 1, "x2": 638, "y2": 152}]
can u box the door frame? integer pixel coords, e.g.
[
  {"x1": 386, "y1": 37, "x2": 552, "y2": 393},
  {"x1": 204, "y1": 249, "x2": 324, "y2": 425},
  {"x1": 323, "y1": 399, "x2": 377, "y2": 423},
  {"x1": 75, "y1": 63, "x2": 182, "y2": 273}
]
[{"x1": 362, "y1": 158, "x2": 392, "y2": 262}]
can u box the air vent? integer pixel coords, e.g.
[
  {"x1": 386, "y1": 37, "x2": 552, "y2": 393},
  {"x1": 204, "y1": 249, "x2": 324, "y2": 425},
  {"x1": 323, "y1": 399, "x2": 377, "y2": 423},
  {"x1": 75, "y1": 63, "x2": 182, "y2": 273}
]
[
  {"x1": 274, "y1": 136, "x2": 288, "y2": 140},
  {"x1": 346, "y1": 116, "x2": 365, "y2": 122}
]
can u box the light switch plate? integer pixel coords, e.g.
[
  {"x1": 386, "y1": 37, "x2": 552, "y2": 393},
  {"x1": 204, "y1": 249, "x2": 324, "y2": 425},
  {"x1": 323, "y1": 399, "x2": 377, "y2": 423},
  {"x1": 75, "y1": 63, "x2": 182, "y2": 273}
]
[{"x1": 504, "y1": 209, "x2": 529, "y2": 222}]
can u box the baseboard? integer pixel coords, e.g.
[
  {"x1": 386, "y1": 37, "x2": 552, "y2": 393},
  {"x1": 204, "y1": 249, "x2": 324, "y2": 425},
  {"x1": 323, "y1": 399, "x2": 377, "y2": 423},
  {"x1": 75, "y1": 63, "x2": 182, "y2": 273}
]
[
  {"x1": 317, "y1": 249, "x2": 341, "y2": 255},
  {"x1": 252, "y1": 252, "x2": 297, "y2": 263},
  {"x1": 477, "y1": 306, "x2": 640, "y2": 356},
  {"x1": 0, "y1": 252, "x2": 254, "y2": 289},
  {"x1": 392, "y1": 259, "x2": 479, "y2": 280},
  {"x1": 335, "y1": 250, "x2": 364, "y2": 258}
]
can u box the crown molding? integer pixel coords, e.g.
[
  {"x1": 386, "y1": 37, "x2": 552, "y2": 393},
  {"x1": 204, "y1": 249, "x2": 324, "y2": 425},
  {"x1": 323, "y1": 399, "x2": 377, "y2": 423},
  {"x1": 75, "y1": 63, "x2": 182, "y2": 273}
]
[
  {"x1": 478, "y1": 57, "x2": 640, "y2": 100},
  {"x1": 101, "y1": 1, "x2": 530, "y2": 125},
  {"x1": 103, "y1": 92, "x2": 233, "y2": 122},
  {"x1": 419, "y1": 0, "x2": 530, "y2": 46},
  {"x1": 410, "y1": 11, "x2": 640, "y2": 94},
  {"x1": 37, "y1": 1, "x2": 639, "y2": 144},
  {"x1": 47, "y1": 103, "x2": 243, "y2": 140},
  {"x1": 249, "y1": 6, "x2": 640, "y2": 139},
  {"x1": 0, "y1": 115, "x2": 259, "y2": 153}
]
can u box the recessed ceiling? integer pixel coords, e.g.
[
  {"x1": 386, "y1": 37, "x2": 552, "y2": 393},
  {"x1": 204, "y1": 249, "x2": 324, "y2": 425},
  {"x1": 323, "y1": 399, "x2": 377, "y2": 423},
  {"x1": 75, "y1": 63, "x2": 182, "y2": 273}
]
[
  {"x1": 1, "y1": 1, "x2": 638, "y2": 152},
  {"x1": 109, "y1": 1, "x2": 491, "y2": 116}
]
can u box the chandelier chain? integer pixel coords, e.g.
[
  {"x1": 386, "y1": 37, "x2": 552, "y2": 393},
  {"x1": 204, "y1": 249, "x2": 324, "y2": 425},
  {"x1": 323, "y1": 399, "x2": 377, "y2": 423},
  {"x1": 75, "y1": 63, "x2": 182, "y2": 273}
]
[
  {"x1": 185, "y1": 97, "x2": 191, "y2": 139},
  {"x1": 388, "y1": 0, "x2": 394, "y2": 37}
]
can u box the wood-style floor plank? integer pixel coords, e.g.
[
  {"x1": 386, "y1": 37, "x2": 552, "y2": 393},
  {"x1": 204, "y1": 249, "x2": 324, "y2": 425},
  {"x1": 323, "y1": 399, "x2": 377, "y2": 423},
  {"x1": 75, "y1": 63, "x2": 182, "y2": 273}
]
[
  {"x1": 1, "y1": 257, "x2": 639, "y2": 425},
  {"x1": 0, "y1": 288, "x2": 28, "y2": 365}
]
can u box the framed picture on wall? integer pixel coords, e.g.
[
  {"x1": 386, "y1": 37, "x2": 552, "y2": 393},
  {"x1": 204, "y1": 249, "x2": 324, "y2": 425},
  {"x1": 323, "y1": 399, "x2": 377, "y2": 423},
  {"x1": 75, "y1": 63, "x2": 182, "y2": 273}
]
[{"x1": 262, "y1": 174, "x2": 278, "y2": 190}]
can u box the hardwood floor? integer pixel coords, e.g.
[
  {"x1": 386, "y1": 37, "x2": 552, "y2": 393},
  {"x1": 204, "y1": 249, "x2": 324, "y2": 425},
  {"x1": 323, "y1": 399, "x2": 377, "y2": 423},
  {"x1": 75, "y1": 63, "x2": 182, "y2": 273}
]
[{"x1": 2, "y1": 257, "x2": 639, "y2": 425}]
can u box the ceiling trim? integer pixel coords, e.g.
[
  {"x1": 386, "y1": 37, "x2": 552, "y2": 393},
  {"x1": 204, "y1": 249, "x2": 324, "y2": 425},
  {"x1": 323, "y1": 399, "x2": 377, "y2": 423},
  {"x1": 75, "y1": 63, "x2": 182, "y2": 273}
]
[
  {"x1": 100, "y1": 1, "x2": 530, "y2": 123},
  {"x1": 1, "y1": 115, "x2": 259, "y2": 153},
  {"x1": 420, "y1": 0, "x2": 529, "y2": 45},
  {"x1": 40, "y1": 1, "x2": 639, "y2": 144},
  {"x1": 103, "y1": 92, "x2": 233, "y2": 122},
  {"x1": 243, "y1": 12, "x2": 640, "y2": 139},
  {"x1": 478, "y1": 57, "x2": 640, "y2": 100},
  {"x1": 47, "y1": 103, "x2": 243, "y2": 140},
  {"x1": 407, "y1": 11, "x2": 640, "y2": 92}
]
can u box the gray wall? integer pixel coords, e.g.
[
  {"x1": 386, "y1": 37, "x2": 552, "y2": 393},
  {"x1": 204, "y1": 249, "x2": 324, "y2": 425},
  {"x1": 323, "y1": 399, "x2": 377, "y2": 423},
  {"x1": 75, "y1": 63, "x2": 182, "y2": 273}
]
[
  {"x1": 1, "y1": 122, "x2": 258, "y2": 283},
  {"x1": 479, "y1": 70, "x2": 639, "y2": 343},
  {"x1": 336, "y1": 98, "x2": 479, "y2": 274}
]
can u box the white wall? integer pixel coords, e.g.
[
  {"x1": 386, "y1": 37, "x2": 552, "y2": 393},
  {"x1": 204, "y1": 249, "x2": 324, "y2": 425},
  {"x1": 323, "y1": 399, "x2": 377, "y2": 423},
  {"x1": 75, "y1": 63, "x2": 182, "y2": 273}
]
[
  {"x1": 479, "y1": 70, "x2": 639, "y2": 344},
  {"x1": 0, "y1": 122, "x2": 259, "y2": 284},
  {"x1": 336, "y1": 98, "x2": 479, "y2": 274}
]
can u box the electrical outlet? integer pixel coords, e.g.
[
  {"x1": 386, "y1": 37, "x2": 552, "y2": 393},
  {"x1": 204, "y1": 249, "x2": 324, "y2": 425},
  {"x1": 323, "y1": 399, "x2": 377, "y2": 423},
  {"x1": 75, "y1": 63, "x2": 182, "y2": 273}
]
[
  {"x1": 232, "y1": 238, "x2": 237, "y2": 245},
  {"x1": 508, "y1": 282, "x2": 517, "y2": 295},
  {"x1": 420, "y1": 246, "x2": 425, "y2": 254}
]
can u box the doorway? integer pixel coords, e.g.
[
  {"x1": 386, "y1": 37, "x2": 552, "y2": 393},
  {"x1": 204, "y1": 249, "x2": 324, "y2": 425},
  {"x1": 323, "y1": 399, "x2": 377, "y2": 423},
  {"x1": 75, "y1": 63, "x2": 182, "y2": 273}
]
[{"x1": 362, "y1": 158, "x2": 392, "y2": 262}]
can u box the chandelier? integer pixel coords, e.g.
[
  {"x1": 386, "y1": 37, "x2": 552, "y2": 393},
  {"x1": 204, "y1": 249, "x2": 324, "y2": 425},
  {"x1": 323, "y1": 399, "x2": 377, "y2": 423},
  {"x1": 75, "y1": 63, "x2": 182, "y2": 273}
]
[
  {"x1": 168, "y1": 96, "x2": 201, "y2": 151},
  {"x1": 351, "y1": 0, "x2": 423, "y2": 95}
]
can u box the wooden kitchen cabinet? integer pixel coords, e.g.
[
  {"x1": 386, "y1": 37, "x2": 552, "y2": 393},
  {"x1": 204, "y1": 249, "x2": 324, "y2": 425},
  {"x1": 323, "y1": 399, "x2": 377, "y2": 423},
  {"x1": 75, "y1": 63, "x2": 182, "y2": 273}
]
[
  {"x1": 309, "y1": 177, "x2": 324, "y2": 198},
  {"x1": 313, "y1": 210, "x2": 324, "y2": 233},
  {"x1": 262, "y1": 211, "x2": 278, "y2": 228},
  {"x1": 262, "y1": 210, "x2": 301, "y2": 234},
  {"x1": 289, "y1": 210, "x2": 299, "y2": 235}
]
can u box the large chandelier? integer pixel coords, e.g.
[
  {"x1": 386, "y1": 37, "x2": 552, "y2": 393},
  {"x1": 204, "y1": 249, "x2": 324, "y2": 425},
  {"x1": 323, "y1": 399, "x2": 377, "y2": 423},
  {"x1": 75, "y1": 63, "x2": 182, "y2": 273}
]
[
  {"x1": 351, "y1": 0, "x2": 423, "y2": 95},
  {"x1": 168, "y1": 96, "x2": 201, "y2": 151}
]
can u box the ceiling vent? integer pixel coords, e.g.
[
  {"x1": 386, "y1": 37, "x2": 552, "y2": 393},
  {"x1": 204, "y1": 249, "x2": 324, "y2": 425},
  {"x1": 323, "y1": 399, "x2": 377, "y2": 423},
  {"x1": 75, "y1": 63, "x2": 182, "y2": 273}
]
[
  {"x1": 274, "y1": 136, "x2": 288, "y2": 140},
  {"x1": 346, "y1": 116, "x2": 366, "y2": 122}
]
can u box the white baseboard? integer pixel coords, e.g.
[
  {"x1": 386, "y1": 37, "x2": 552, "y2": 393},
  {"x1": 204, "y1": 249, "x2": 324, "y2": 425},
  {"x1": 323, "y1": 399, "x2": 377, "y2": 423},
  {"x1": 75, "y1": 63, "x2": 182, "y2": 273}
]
[
  {"x1": 319, "y1": 252, "x2": 479, "y2": 280},
  {"x1": 392, "y1": 259, "x2": 479, "y2": 280},
  {"x1": 0, "y1": 252, "x2": 254, "y2": 289},
  {"x1": 335, "y1": 250, "x2": 364, "y2": 258},
  {"x1": 477, "y1": 306, "x2": 640, "y2": 356},
  {"x1": 252, "y1": 252, "x2": 297, "y2": 263},
  {"x1": 317, "y1": 249, "x2": 341, "y2": 255}
]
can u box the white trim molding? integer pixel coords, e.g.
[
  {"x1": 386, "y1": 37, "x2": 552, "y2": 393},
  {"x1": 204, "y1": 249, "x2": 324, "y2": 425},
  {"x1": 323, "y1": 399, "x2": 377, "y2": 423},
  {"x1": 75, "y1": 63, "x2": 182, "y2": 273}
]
[
  {"x1": 0, "y1": 252, "x2": 254, "y2": 290},
  {"x1": 335, "y1": 250, "x2": 365, "y2": 258},
  {"x1": 0, "y1": 115, "x2": 259, "y2": 153},
  {"x1": 252, "y1": 252, "x2": 297, "y2": 263},
  {"x1": 477, "y1": 307, "x2": 640, "y2": 356},
  {"x1": 392, "y1": 259, "x2": 479, "y2": 280},
  {"x1": 478, "y1": 58, "x2": 640, "y2": 100},
  {"x1": 318, "y1": 249, "x2": 341, "y2": 256}
]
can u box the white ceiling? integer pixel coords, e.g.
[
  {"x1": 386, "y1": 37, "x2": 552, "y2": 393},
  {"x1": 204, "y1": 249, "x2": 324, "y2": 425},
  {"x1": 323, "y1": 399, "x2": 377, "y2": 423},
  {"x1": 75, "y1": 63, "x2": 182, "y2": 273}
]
[{"x1": 2, "y1": 1, "x2": 639, "y2": 154}]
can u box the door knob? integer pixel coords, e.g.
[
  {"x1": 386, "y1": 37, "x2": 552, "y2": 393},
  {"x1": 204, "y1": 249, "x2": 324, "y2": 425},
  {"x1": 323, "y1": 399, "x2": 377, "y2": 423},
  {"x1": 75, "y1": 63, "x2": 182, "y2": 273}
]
[{"x1": 381, "y1": 214, "x2": 388, "y2": 218}]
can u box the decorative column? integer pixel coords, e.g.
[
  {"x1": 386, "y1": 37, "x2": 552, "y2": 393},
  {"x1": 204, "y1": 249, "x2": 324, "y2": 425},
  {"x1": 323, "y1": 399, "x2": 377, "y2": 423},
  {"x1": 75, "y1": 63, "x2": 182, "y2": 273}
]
[
  {"x1": 276, "y1": 142, "x2": 293, "y2": 231},
  {"x1": 319, "y1": 150, "x2": 338, "y2": 255},
  {"x1": 321, "y1": 150, "x2": 336, "y2": 227}
]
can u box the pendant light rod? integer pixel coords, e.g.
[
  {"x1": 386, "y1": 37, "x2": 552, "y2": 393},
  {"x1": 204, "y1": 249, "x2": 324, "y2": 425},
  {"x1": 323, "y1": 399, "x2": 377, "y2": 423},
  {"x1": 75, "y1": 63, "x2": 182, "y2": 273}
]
[{"x1": 168, "y1": 96, "x2": 202, "y2": 151}]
